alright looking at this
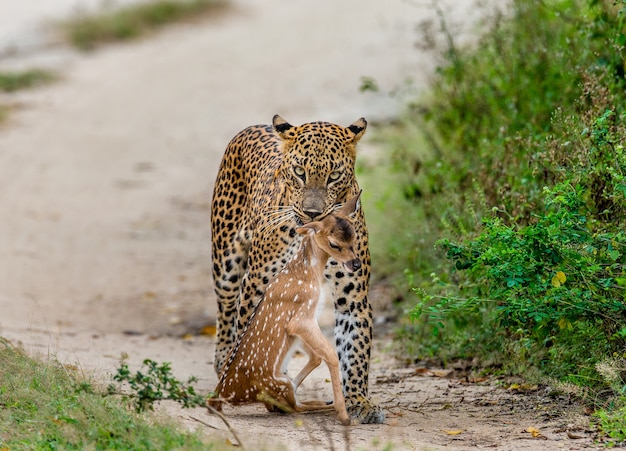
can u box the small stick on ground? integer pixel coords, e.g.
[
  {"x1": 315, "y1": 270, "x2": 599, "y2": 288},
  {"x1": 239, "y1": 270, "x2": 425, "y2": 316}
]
[{"x1": 204, "y1": 405, "x2": 246, "y2": 450}]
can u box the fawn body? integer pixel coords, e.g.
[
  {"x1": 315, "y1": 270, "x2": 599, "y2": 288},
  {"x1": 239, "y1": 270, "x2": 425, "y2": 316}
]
[{"x1": 208, "y1": 194, "x2": 362, "y2": 425}]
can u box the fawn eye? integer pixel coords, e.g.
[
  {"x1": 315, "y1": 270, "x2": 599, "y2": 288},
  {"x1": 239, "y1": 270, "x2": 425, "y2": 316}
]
[{"x1": 329, "y1": 241, "x2": 341, "y2": 251}]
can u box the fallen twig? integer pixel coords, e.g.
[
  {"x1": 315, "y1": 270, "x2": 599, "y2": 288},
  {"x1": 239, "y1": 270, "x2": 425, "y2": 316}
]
[{"x1": 205, "y1": 405, "x2": 246, "y2": 450}]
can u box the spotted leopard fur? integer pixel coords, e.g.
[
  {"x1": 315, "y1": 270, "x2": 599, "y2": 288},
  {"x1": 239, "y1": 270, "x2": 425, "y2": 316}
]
[{"x1": 210, "y1": 115, "x2": 384, "y2": 424}]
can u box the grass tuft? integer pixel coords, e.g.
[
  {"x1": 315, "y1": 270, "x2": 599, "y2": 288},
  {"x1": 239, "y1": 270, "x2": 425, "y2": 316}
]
[
  {"x1": 0, "y1": 69, "x2": 56, "y2": 93},
  {"x1": 62, "y1": 0, "x2": 229, "y2": 51}
]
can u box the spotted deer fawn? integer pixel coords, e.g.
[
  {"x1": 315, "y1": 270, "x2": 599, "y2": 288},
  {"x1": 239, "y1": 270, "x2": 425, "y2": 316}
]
[{"x1": 208, "y1": 193, "x2": 362, "y2": 425}]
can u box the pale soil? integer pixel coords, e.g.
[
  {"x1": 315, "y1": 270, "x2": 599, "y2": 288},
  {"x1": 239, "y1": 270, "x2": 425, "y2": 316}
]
[{"x1": 0, "y1": 0, "x2": 603, "y2": 449}]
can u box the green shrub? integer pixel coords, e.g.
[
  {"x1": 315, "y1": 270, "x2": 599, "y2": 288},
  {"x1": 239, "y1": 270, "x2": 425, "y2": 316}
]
[
  {"x1": 375, "y1": 0, "x2": 626, "y2": 426},
  {"x1": 108, "y1": 359, "x2": 208, "y2": 412}
]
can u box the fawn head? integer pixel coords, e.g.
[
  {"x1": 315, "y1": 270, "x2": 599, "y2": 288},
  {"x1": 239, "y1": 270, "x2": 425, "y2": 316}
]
[{"x1": 295, "y1": 192, "x2": 362, "y2": 273}]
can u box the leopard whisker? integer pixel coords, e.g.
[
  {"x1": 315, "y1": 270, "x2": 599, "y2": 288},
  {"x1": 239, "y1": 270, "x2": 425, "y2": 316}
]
[{"x1": 259, "y1": 207, "x2": 296, "y2": 235}]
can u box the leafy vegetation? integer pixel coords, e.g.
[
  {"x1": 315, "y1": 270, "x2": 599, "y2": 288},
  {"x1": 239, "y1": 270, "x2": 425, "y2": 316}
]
[
  {"x1": 0, "y1": 338, "x2": 214, "y2": 450},
  {"x1": 108, "y1": 358, "x2": 208, "y2": 412},
  {"x1": 364, "y1": 0, "x2": 626, "y2": 444},
  {"x1": 62, "y1": 0, "x2": 228, "y2": 51},
  {"x1": 0, "y1": 69, "x2": 56, "y2": 93}
]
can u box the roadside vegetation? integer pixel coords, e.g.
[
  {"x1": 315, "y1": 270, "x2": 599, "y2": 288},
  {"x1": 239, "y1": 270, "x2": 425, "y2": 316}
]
[
  {"x1": 0, "y1": 339, "x2": 216, "y2": 450},
  {"x1": 0, "y1": 69, "x2": 56, "y2": 93},
  {"x1": 361, "y1": 0, "x2": 626, "y2": 444},
  {"x1": 0, "y1": 69, "x2": 57, "y2": 123},
  {"x1": 1, "y1": 2, "x2": 238, "y2": 448},
  {"x1": 60, "y1": 0, "x2": 228, "y2": 51}
]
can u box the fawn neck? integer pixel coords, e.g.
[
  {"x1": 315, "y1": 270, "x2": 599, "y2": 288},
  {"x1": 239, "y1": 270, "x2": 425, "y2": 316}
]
[{"x1": 288, "y1": 234, "x2": 329, "y2": 283}]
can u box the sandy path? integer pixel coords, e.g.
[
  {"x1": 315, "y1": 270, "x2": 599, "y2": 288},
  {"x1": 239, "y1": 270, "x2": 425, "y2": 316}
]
[{"x1": 0, "y1": 0, "x2": 600, "y2": 449}]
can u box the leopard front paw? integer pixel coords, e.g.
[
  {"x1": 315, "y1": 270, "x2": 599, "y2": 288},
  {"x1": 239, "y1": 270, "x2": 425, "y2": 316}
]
[{"x1": 346, "y1": 396, "x2": 385, "y2": 424}]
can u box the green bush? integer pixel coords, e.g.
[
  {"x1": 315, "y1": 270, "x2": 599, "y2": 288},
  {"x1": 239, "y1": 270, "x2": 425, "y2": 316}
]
[
  {"x1": 108, "y1": 359, "x2": 208, "y2": 412},
  {"x1": 373, "y1": 0, "x2": 626, "y2": 437}
]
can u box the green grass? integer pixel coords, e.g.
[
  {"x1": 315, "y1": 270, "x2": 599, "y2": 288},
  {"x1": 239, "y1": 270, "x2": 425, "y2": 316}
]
[
  {"x1": 62, "y1": 0, "x2": 229, "y2": 51},
  {"x1": 0, "y1": 69, "x2": 56, "y2": 93},
  {"x1": 0, "y1": 69, "x2": 57, "y2": 123},
  {"x1": 0, "y1": 338, "x2": 215, "y2": 450},
  {"x1": 359, "y1": 124, "x2": 435, "y2": 286}
]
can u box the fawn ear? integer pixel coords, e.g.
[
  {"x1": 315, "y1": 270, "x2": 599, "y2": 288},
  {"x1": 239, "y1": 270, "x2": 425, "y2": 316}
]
[
  {"x1": 340, "y1": 190, "x2": 362, "y2": 217},
  {"x1": 296, "y1": 223, "x2": 321, "y2": 236},
  {"x1": 273, "y1": 115, "x2": 297, "y2": 140}
]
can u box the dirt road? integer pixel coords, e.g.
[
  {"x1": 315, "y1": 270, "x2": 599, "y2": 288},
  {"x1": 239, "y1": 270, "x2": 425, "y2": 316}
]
[{"x1": 0, "y1": 0, "x2": 601, "y2": 449}]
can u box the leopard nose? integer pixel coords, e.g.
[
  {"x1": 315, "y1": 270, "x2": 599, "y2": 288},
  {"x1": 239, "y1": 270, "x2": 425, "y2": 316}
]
[{"x1": 303, "y1": 210, "x2": 322, "y2": 220}]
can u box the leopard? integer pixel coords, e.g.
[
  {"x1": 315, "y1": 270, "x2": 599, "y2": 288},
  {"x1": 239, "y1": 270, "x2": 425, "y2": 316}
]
[{"x1": 210, "y1": 115, "x2": 385, "y2": 424}]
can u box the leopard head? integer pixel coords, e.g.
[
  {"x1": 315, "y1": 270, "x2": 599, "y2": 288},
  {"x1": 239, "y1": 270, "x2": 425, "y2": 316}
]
[{"x1": 273, "y1": 115, "x2": 366, "y2": 224}]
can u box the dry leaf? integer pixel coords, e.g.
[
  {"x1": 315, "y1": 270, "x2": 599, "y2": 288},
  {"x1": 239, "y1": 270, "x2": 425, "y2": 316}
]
[
  {"x1": 526, "y1": 426, "x2": 542, "y2": 437},
  {"x1": 567, "y1": 431, "x2": 585, "y2": 439},
  {"x1": 510, "y1": 383, "x2": 538, "y2": 391},
  {"x1": 469, "y1": 376, "x2": 488, "y2": 383},
  {"x1": 200, "y1": 324, "x2": 217, "y2": 336},
  {"x1": 444, "y1": 429, "x2": 464, "y2": 435},
  {"x1": 520, "y1": 383, "x2": 538, "y2": 391},
  {"x1": 429, "y1": 369, "x2": 453, "y2": 378}
]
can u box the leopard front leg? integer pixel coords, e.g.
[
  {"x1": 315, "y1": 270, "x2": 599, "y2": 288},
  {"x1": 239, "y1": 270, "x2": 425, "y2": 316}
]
[
  {"x1": 327, "y1": 252, "x2": 385, "y2": 424},
  {"x1": 212, "y1": 228, "x2": 251, "y2": 376}
]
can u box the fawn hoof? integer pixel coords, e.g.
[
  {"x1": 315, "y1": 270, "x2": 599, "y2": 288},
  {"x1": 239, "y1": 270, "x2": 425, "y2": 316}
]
[
  {"x1": 206, "y1": 397, "x2": 223, "y2": 413},
  {"x1": 346, "y1": 397, "x2": 385, "y2": 424},
  {"x1": 338, "y1": 413, "x2": 352, "y2": 426}
]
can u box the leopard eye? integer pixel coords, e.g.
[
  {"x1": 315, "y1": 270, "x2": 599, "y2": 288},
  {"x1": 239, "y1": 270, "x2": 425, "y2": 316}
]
[
  {"x1": 294, "y1": 166, "x2": 306, "y2": 180},
  {"x1": 328, "y1": 171, "x2": 341, "y2": 182}
]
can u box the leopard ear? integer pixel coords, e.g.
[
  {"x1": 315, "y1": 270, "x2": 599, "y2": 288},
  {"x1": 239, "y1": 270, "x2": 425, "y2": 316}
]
[
  {"x1": 346, "y1": 118, "x2": 367, "y2": 143},
  {"x1": 273, "y1": 115, "x2": 296, "y2": 140}
]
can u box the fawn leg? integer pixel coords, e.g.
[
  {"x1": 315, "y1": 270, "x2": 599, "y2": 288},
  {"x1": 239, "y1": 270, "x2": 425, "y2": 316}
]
[
  {"x1": 292, "y1": 342, "x2": 323, "y2": 390},
  {"x1": 288, "y1": 320, "x2": 350, "y2": 425}
]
